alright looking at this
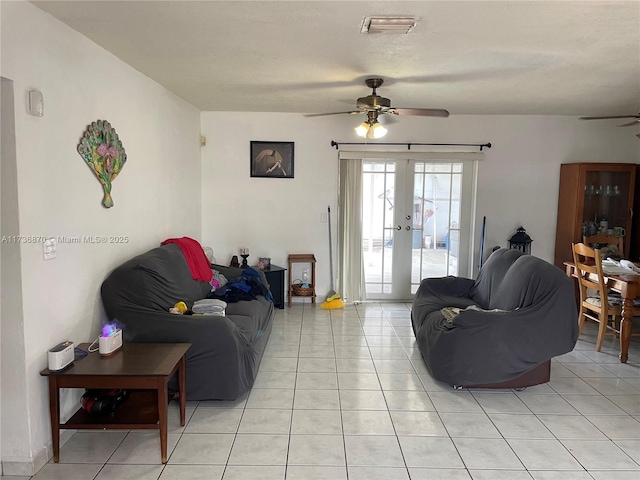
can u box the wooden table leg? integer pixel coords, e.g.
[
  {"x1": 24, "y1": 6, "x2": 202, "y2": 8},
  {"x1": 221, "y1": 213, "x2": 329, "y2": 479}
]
[
  {"x1": 178, "y1": 355, "x2": 186, "y2": 426},
  {"x1": 619, "y1": 296, "x2": 633, "y2": 363},
  {"x1": 47, "y1": 377, "x2": 60, "y2": 463},
  {"x1": 157, "y1": 380, "x2": 169, "y2": 463}
]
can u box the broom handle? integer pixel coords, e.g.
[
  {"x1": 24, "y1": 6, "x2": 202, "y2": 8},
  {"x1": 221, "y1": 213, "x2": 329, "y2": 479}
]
[{"x1": 328, "y1": 206, "x2": 334, "y2": 291}]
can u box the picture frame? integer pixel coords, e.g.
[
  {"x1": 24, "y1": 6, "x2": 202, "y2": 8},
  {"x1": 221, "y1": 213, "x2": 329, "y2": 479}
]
[{"x1": 250, "y1": 141, "x2": 294, "y2": 178}]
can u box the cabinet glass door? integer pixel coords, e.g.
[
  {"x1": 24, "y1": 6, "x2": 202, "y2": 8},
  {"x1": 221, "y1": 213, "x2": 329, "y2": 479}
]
[{"x1": 582, "y1": 170, "x2": 632, "y2": 238}]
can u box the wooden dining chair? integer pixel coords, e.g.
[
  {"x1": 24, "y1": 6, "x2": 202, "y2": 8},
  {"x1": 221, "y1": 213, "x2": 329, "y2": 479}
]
[
  {"x1": 571, "y1": 242, "x2": 640, "y2": 352},
  {"x1": 583, "y1": 233, "x2": 624, "y2": 257}
]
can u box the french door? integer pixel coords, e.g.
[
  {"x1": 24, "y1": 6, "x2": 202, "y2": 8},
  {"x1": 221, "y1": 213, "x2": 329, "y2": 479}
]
[{"x1": 362, "y1": 157, "x2": 476, "y2": 300}]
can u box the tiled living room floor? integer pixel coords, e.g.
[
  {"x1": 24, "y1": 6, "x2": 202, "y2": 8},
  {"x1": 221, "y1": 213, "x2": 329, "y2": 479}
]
[{"x1": 4, "y1": 302, "x2": 639, "y2": 480}]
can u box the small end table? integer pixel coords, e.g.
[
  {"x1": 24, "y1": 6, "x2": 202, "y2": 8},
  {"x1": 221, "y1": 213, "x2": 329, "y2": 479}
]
[{"x1": 40, "y1": 342, "x2": 190, "y2": 464}]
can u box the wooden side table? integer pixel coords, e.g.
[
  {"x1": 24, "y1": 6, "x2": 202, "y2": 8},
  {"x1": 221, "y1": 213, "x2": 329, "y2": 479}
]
[
  {"x1": 40, "y1": 342, "x2": 190, "y2": 464},
  {"x1": 288, "y1": 254, "x2": 316, "y2": 307},
  {"x1": 260, "y1": 264, "x2": 286, "y2": 309}
]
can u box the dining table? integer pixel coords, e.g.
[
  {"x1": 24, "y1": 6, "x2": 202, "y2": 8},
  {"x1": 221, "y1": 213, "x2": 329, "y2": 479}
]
[{"x1": 564, "y1": 261, "x2": 639, "y2": 363}]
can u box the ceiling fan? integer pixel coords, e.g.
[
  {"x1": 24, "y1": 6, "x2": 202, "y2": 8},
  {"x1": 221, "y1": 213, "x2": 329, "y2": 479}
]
[
  {"x1": 579, "y1": 113, "x2": 640, "y2": 127},
  {"x1": 305, "y1": 78, "x2": 449, "y2": 138}
]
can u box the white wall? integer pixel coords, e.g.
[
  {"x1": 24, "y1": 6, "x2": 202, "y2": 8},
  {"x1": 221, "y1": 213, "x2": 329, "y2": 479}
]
[
  {"x1": 201, "y1": 112, "x2": 638, "y2": 297},
  {"x1": 0, "y1": 2, "x2": 202, "y2": 474}
]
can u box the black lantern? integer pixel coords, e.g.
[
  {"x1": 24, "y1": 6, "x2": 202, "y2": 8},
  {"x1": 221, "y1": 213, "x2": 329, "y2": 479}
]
[{"x1": 509, "y1": 226, "x2": 533, "y2": 254}]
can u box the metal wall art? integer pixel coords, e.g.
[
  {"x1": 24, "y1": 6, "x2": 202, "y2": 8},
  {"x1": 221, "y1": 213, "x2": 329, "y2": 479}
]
[{"x1": 77, "y1": 120, "x2": 127, "y2": 208}]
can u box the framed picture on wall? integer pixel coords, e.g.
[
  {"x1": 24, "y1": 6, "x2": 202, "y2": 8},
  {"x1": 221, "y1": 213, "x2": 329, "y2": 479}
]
[{"x1": 250, "y1": 141, "x2": 294, "y2": 178}]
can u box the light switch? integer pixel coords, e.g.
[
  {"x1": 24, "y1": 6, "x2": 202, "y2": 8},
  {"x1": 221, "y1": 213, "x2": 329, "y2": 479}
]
[{"x1": 43, "y1": 237, "x2": 56, "y2": 260}]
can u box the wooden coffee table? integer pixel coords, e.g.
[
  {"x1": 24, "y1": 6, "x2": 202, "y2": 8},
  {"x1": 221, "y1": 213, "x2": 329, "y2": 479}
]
[{"x1": 40, "y1": 342, "x2": 190, "y2": 463}]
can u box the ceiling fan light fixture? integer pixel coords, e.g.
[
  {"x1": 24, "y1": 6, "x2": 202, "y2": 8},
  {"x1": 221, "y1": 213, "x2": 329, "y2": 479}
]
[
  {"x1": 361, "y1": 16, "x2": 420, "y2": 34},
  {"x1": 355, "y1": 122, "x2": 369, "y2": 138},
  {"x1": 370, "y1": 122, "x2": 387, "y2": 139}
]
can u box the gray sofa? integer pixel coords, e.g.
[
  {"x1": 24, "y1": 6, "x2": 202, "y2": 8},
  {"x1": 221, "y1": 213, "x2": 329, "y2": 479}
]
[
  {"x1": 412, "y1": 248, "x2": 578, "y2": 388},
  {"x1": 101, "y1": 243, "x2": 274, "y2": 400}
]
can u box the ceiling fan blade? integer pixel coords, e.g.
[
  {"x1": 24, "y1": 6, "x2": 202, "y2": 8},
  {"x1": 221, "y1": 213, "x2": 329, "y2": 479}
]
[
  {"x1": 304, "y1": 111, "x2": 362, "y2": 117},
  {"x1": 580, "y1": 114, "x2": 640, "y2": 120},
  {"x1": 388, "y1": 108, "x2": 450, "y2": 118},
  {"x1": 617, "y1": 120, "x2": 640, "y2": 127}
]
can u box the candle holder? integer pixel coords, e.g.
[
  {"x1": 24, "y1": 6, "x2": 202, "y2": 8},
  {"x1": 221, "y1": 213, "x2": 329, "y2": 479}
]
[{"x1": 240, "y1": 254, "x2": 249, "y2": 269}]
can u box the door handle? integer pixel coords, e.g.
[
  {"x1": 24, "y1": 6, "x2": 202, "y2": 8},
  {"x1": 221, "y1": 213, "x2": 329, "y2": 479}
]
[
  {"x1": 406, "y1": 226, "x2": 411, "y2": 231},
  {"x1": 396, "y1": 225, "x2": 402, "y2": 230},
  {"x1": 405, "y1": 215, "x2": 411, "y2": 221}
]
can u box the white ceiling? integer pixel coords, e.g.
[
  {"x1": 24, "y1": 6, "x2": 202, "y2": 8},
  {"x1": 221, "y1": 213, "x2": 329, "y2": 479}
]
[{"x1": 31, "y1": 0, "x2": 640, "y2": 117}]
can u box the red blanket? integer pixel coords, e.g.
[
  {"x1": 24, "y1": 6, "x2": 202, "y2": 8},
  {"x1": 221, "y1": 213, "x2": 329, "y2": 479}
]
[{"x1": 161, "y1": 237, "x2": 213, "y2": 283}]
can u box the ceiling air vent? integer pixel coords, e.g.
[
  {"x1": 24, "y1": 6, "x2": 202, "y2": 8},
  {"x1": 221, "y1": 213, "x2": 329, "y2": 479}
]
[{"x1": 361, "y1": 16, "x2": 420, "y2": 34}]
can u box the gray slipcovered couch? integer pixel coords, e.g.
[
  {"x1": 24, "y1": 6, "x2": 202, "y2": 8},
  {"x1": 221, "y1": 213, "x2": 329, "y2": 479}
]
[
  {"x1": 101, "y1": 243, "x2": 274, "y2": 400},
  {"x1": 412, "y1": 248, "x2": 578, "y2": 388}
]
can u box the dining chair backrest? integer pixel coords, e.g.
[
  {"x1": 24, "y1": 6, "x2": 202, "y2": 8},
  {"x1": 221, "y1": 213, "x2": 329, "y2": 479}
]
[
  {"x1": 572, "y1": 242, "x2": 608, "y2": 301},
  {"x1": 583, "y1": 234, "x2": 624, "y2": 257}
]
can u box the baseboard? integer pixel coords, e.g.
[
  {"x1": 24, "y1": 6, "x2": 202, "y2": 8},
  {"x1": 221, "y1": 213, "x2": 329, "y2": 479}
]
[{"x1": 1, "y1": 429, "x2": 74, "y2": 476}]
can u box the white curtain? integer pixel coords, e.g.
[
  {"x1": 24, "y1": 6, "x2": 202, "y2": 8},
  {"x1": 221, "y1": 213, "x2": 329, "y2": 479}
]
[{"x1": 338, "y1": 157, "x2": 364, "y2": 302}]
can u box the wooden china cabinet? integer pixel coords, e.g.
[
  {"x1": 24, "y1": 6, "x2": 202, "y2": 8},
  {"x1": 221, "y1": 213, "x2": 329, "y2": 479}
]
[{"x1": 554, "y1": 162, "x2": 637, "y2": 268}]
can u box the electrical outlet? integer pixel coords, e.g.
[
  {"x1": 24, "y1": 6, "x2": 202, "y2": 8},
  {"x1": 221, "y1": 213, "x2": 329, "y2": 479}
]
[
  {"x1": 43, "y1": 237, "x2": 56, "y2": 260},
  {"x1": 321, "y1": 212, "x2": 327, "y2": 223}
]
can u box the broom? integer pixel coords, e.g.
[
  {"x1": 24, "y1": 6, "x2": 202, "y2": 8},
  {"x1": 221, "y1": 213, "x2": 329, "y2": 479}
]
[{"x1": 321, "y1": 206, "x2": 345, "y2": 309}]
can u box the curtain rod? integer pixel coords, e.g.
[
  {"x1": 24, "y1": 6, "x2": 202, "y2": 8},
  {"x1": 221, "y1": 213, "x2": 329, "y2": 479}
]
[{"x1": 330, "y1": 140, "x2": 492, "y2": 151}]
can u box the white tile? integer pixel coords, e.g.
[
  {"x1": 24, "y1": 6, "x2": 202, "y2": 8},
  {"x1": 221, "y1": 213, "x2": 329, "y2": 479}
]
[
  {"x1": 293, "y1": 389, "x2": 340, "y2": 410},
  {"x1": 589, "y1": 472, "x2": 640, "y2": 480},
  {"x1": 300, "y1": 334, "x2": 333, "y2": 345},
  {"x1": 342, "y1": 410, "x2": 395, "y2": 435},
  {"x1": 428, "y1": 391, "x2": 483, "y2": 413},
  {"x1": 297, "y1": 357, "x2": 336, "y2": 373},
  {"x1": 562, "y1": 362, "x2": 617, "y2": 377},
  {"x1": 185, "y1": 408, "x2": 242, "y2": 433},
  {"x1": 561, "y1": 393, "x2": 627, "y2": 415},
  {"x1": 453, "y1": 437, "x2": 523, "y2": 469},
  {"x1": 222, "y1": 465, "x2": 285, "y2": 480},
  {"x1": 409, "y1": 468, "x2": 471, "y2": 480},
  {"x1": 439, "y1": 412, "x2": 502, "y2": 438},
  {"x1": 548, "y1": 377, "x2": 601, "y2": 395},
  {"x1": 159, "y1": 465, "x2": 225, "y2": 480},
  {"x1": 238, "y1": 409, "x2": 292, "y2": 434},
  {"x1": 384, "y1": 390, "x2": 435, "y2": 411},
  {"x1": 253, "y1": 372, "x2": 297, "y2": 389},
  {"x1": 390, "y1": 411, "x2": 447, "y2": 436},
  {"x1": 31, "y1": 464, "x2": 103, "y2": 480},
  {"x1": 586, "y1": 415, "x2": 640, "y2": 439},
  {"x1": 227, "y1": 434, "x2": 289, "y2": 465},
  {"x1": 516, "y1": 393, "x2": 579, "y2": 414},
  {"x1": 260, "y1": 357, "x2": 299, "y2": 372},
  {"x1": 299, "y1": 345, "x2": 338, "y2": 358},
  {"x1": 263, "y1": 344, "x2": 300, "y2": 358},
  {"x1": 488, "y1": 413, "x2": 554, "y2": 439},
  {"x1": 339, "y1": 390, "x2": 388, "y2": 410},
  {"x1": 58, "y1": 431, "x2": 127, "y2": 463},
  {"x1": 285, "y1": 465, "x2": 347, "y2": 479},
  {"x1": 608, "y1": 395, "x2": 640, "y2": 415},
  {"x1": 506, "y1": 438, "x2": 583, "y2": 470},
  {"x1": 529, "y1": 472, "x2": 591, "y2": 480},
  {"x1": 169, "y1": 434, "x2": 234, "y2": 464},
  {"x1": 469, "y1": 470, "x2": 532, "y2": 480},
  {"x1": 399, "y1": 436, "x2": 465, "y2": 468},
  {"x1": 378, "y1": 373, "x2": 424, "y2": 391},
  {"x1": 537, "y1": 414, "x2": 608, "y2": 439},
  {"x1": 348, "y1": 466, "x2": 410, "y2": 480},
  {"x1": 287, "y1": 434, "x2": 345, "y2": 466},
  {"x1": 291, "y1": 409, "x2": 342, "y2": 434},
  {"x1": 296, "y1": 372, "x2": 338, "y2": 389},
  {"x1": 372, "y1": 359, "x2": 415, "y2": 374},
  {"x1": 366, "y1": 336, "x2": 403, "y2": 347},
  {"x1": 337, "y1": 373, "x2": 381, "y2": 390},
  {"x1": 368, "y1": 347, "x2": 409, "y2": 359},
  {"x1": 345, "y1": 435, "x2": 405, "y2": 467},
  {"x1": 246, "y1": 388, "x2": 294, "y2": 409},
  {"x1": 614, "y1": 439, "x2": 640, "y2": 463},
  {"x1": 472, "y1": 392, "x2": 530, "y2": 413},
  {"x1": 585, "y1": 377, "x2": 640, "y2": 395},
  {"x1": 108, "y1": 432, "x2": 180, "y2": 464},
  {"x1": 333, "y1": 346, "x2": 372, "y2": 358},
  {"x1": 561, "y1": 439, "x2": 640, "y2": 470},
  {"x1": 335, "y1": 358, "x2": 376, "y2": 373},
  {"x1": 95, "y1": 464, "x2": 164, "y2": 480}
]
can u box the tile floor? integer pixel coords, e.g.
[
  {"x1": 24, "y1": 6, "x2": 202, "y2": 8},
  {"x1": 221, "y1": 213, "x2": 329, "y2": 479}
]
[{"x1": 3, "y1": 302, "x2": 639, "y2": 480}]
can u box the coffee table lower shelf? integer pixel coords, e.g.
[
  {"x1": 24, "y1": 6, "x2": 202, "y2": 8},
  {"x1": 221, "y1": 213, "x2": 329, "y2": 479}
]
[{"x1": 63, "y1": 390, "x2": 176, "y2": 430}]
